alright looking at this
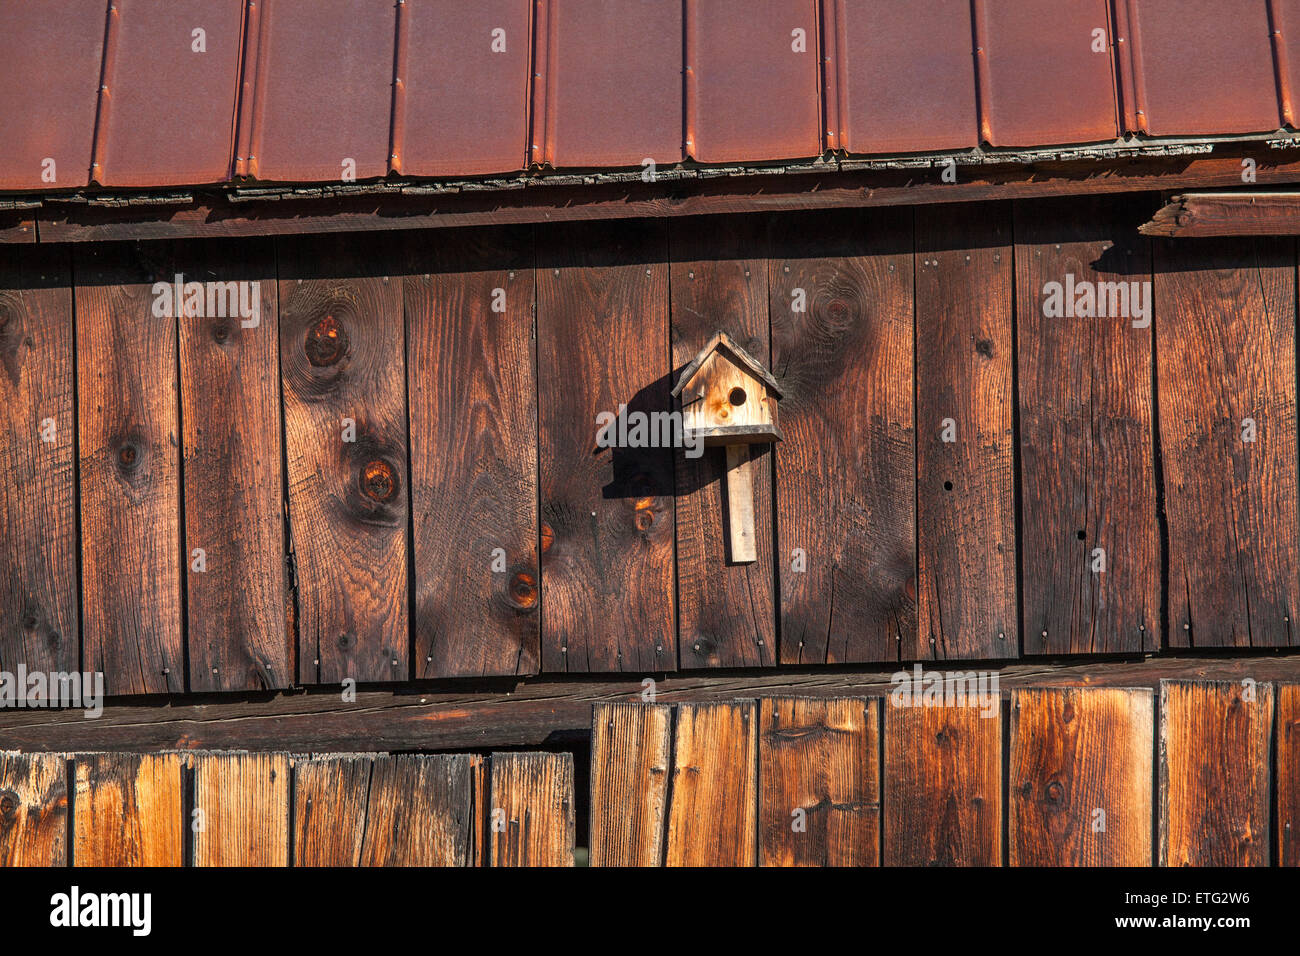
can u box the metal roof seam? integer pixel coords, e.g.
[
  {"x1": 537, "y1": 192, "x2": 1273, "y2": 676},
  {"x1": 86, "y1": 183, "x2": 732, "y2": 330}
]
[
  {"x1": 1268, "y1": 0, "x2": 1295, "y2": 128},
  {"x1": 388, "y1": 0, "x2": 408, "y2": 176},
  {"x1": 970, "y1": 0, "x2": 992, "y2": 146},
  {"x1": 818, "y1": 0, "x2": 839, "y2": 153},
  {"x1": 87, "y1": 0, "x2": 120, "y2": 187},
  {"x1": 226, "y1": 0, "x2": 252, "y2": 182},
  {"x1": 528, "y1": 0, "x2": 553, "y2": 168},
  {"x1": 683, "y1": 0, "x2": 698, "y2": 161}
]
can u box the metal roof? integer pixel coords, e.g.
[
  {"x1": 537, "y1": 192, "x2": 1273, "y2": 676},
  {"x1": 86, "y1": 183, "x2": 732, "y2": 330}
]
[{"x1": 0, "y1": 0, "x2": 1296, "y2": 193}]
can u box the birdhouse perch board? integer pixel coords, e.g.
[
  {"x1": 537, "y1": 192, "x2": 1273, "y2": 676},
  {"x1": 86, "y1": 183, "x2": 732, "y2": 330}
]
[{"x1": 671, "y1": 332, "x2": 783, "y2": 563}]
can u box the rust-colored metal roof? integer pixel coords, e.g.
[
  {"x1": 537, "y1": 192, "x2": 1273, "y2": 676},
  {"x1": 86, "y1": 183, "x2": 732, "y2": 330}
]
[{"x1": 1, "y1": 0, "x2": 1297, "y2": 193}]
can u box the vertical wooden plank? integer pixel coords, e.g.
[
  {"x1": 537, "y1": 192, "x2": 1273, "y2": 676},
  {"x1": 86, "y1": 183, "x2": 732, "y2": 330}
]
[
  {"x1": 915, "y1": 202, "x2": 1016, "y2": 660},
  {"x1": 758, "y1": 696, "x2": 880, "y2": 866},
  {"x1": 1159, "y1": 679, "x2": 1272, "y2": 866},
  {"x1": 406, "y1": 227, "x2": 539, "y2": 678},
  {"x1": 291, "y1": 754, "x2": 369, "y2": 867},
  {"x1": 671, "y1": 216, "x2": 774, "y2": 668},
  {"x1": 590, "y1": 701, "x2": 672, "y2": 866},
  {"x1": 0, "y1": 247, "x2": 78, "y2": 678},
  {"x1": 294, "y1": 754, "x2": 472, "y2": 866},
  {"x1": 179, "y1": 239, "x2": 288, "y2": 691},
  {"x1": 488, "y1": 752, "x2": 575, "y2": 867},
  {"x1": 73, "y1": 753, "x2": 183, "y2": 866},
  {"x1": 0, "y1": 752, "x2": 67, "y2": 866},
  {"x1": 1155, "y1": 237, "x2": 1298, "y2": 646},
  {"x1": 468, "y1": 754, "x2": 487, "y2": 867},
  {"x1": 664, "y1": 700, "x2": 758, "y2": 866},
  {"x1": 75, "y1": 243, "x2": 183, "y2": 694},
  {"x1": 1014, "y1": 196, "x2": 1158, "y2": 654},
  {"x1": 884, "y1": 699, "x2": 1002, "y2": 866},
  {"x1": 537, "y1": 220, "x2": 675, "y2": 673},
  {"x1": 770, "y1": 208, "x2": 915, "y2": 664},
  {"x1": 1280, "y1": 684, "x2": 1300, "y2": 866},
  {"x1": 1010, "y1": 687, "x2": 1153, "y2": 866},
  {"x1": 279, "y1": 235, "x2": 410, "y2": 683},
  {"x1": 192, "y1": 752, "x2": 289, "y2": 867}
]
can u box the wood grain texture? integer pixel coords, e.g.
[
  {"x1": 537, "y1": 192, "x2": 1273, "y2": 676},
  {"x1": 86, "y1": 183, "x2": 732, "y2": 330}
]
[
  {"x1": 279, "y1": 235, "x2": 410, "y2": 683},
  {"x1": 0, "y1": 752, "x2": 67, "y2": 866},
  {"x1": 670, "y1": 216, "x2": 774, "y2": 668},
  {"x1": 915, "y1": 202, "x2": 1016, "y2": 660},
  {"x1": 0, "y1": 246, "x2": 78, "y2": 678},
  {"x1": 1155, "y1": 237, "x2": 1298, "y2": 647},
  {"x1": 884, "y1": 699, "x2": 1002, "y2": 865},
  {"x1": 179, "y1": 239, "x2": 288, "y2": 691},
  {"x1": 1159, "y1": 679, "x2": 1272, "y2": 866},
  {"x1": 488, "y1": 751, "x2": 575, "y2": 866},
  {"x1": 192, "y1": 752, "x2": 289, "y2": 866},
  {"x1": 1010, "y1": 687, "x2": 1152, "y2": 866},
  {"x1": 75, "y1": 243, "x2": 183, "y2": 694},
  {"x1": 1014, "y1": 196, "x2": 1158, "y2": 654},
  {"x1": 664, "y1": 700, "x2": 758, "y2": 866},
  {"x1": 1281, "y1": 684, "x2": 1300, "y2": 866},
  {"x1": 759, "y1": 696, "x2": 879, "y2": 866},
  {"x1": 73, "y1": 753, "x2": 182, "y2": 866},
  {"x1": 589, "y1": 701, "x2": 672, "y2": 866},
  {"x1": 537, "y1": 220, "x2": 675, "y2": 673},
  {"x1": 770, "y1": 208, "x2": 915, "y2": 664},
  {"x1": 294, "y1": 754, "x2": 472, "y2": 866},
  {"x1": 406, "y1": 227, "x2": 538, "y2": 678}
]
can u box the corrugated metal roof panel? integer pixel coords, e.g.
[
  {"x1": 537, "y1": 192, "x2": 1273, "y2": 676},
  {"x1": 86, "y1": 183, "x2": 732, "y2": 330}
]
[
  {"x1": 247, "y1": 0, "x2": 396, "y2": 183},
  {"x1": 830, "y1": 0, "x2": 977, "y2": 154},
  {"x1": 687, "y1": 0, "x2": 821, "y2": 163},
  {"x1": 96, "y1": 0, "x2": 245, "y2": 187},
  {"x1": 1124, "y1": 0, "x2": 1280, "y2": 136},
  {"x1": 542, "y1": 0, "x2": 683, "y2": 169},
  {"x1": 976, "y1": 0, "x2": 1119, "y2": 146},
  {"x1": 0, "y1": 0, "x2": 106, "y2": 190},
  {"x1": 400, "y1": 0, "x2": 530, "y2": 177}
]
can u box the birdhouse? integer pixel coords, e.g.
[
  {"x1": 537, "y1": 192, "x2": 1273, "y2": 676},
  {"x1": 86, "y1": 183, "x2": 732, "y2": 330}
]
[{"x1": 671, "y1": 332, "x2": 783, "y2": 564}]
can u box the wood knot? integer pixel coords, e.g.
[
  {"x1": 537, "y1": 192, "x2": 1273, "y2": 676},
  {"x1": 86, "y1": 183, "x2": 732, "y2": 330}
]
[
  {"x1": 1045, "y1": 781, "x2": 1066, "y2": 805},
  {"x1": 633, "y1": 496, "x2": 655, "y2": 531},
  {"x1": 0, "y1": 791, "x2": 17, "y2": 818},
  {"x1": 360, "y1": 459, "x2": 397, "y2": 502},
  {"x1": 212, "y1": 321, "x2": 233, "y2": 345},
  {"x1": 116, "y1": 440, "x2": 142, "y2": 472},
  {"x1": 508, "y1": 571, "x2": 538, "y2": 609},
  {"x1": 304, "y1": 314, "x2": 348, "y2": 366},
  {"x1": 539, "y1": 523, "x2": 554, "y2": 553},
  {"x1": 337, "y1": 633, "x2": 353, "y2": 650}
]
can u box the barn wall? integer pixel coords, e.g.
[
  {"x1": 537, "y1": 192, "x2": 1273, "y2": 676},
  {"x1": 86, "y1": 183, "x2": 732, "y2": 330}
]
[{"x1": 2, "y1": 193, "x2": 1295, "y2": 697}]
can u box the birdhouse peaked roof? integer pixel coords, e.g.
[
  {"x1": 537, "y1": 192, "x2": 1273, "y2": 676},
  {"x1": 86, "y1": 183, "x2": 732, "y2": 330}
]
[{"x1": 671, "y1": 331, "x2": 783, "y2": 400}]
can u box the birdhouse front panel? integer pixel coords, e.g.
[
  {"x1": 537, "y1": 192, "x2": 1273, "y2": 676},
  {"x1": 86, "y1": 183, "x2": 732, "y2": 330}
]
[{"x1": 679, "y1": 351, "x2": 777, "y2": 440}]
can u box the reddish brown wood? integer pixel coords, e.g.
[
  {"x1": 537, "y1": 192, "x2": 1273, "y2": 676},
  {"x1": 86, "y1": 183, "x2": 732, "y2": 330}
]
[
  {"x1": 1155, "y1": 237, "x2": 1299, "y2": 647},
  {"x1": 1014, "y1": 195, "x2": 1158, "y2": 654},
  {"x1": 1010, "y1": 687, "x2": 1153, "y2": 866},
  {"x1": 278, "y1": 234, "x2": 410, "y2": 683},
  {"x1": 915, "y1": 201, "x2": 1017, "y2": 661},
  {"x1": 0, "y1": 246, "x2": 78, "y2": 677},
  {"x1": 75, "y1": 243, "x2": 183, "y2": 694},
  {"x1": 671, "y1": 216, "x2": 774, "y2": 668},
  {"x1": 1159, "y1": 679, "x2": 1272, "y2": 866},
  {"x1": 884, "y1": 699, "x2": 1002, "y2": 866},
  {"x1": 406, "y1": 227, "x2": 539, "y2": 678},
  {"x1": 536, "y1": 219, "x2": 675, "y2": 673},
  {"x1": 770, "y1": 207, "x2": 915, "y2": 664},
  {"x1": 178, "y1": 239, "x2": 288, "y2": 691}
]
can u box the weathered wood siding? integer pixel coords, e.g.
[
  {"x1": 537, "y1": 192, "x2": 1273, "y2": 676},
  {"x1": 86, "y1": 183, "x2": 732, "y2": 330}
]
[{"x1": 2, "y1": 196, "x2": 1297, "y2": 694}]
